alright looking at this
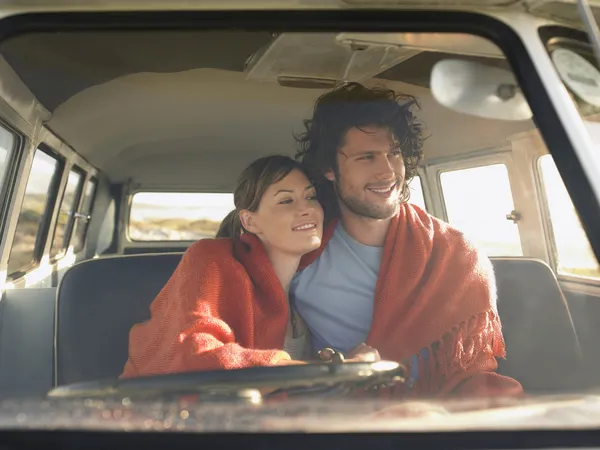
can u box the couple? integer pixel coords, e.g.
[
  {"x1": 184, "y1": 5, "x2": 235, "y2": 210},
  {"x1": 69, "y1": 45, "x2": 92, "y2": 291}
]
[{"x1": 121, "y1": 82, "x2": 523, "y2": 398}]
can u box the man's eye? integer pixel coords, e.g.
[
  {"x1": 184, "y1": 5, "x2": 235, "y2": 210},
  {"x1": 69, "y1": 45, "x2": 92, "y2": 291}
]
[
  {"x1": 358, "y1": 155, "x2": 374, "y2": 161},
  {"x1": 390, "y1": 150, "x2": 402, "y2": 157}
]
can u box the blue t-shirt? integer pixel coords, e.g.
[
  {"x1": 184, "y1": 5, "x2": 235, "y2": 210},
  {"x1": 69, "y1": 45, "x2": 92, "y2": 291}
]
[{"x1": 290, "y1": 222, "x2": 383, "y2": 354}]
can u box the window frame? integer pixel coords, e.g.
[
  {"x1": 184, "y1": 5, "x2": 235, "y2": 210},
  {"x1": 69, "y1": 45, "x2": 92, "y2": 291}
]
[
  {"x1": 0, "y1": 120, "x2": 23, "y2": 242},
  {"x1": 72, "y1": 176, "x2": 97, "y2": 253},
  {"x1": 49, "y1": 164, "x2": 86, "y2": 260},
  {"x1": 7, "y1": 144, "x2": 64, "y2": 280},
  {"x1": 426, "y1": 149, "x2": 526, "y2": 257},
  {"x1": 535, "y1": 153, "x2": 600, "y2": 286}
]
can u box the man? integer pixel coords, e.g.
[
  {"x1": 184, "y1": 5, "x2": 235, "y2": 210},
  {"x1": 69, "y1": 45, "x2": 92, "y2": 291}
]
[{"x1": 291, "y1": 82, "x2": 523, "y2": 398}]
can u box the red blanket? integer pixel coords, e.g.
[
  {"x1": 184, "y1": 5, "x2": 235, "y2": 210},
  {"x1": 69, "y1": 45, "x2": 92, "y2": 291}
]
[{"x1": 121, "y1": 203, "x2": 522, "y2": 397}]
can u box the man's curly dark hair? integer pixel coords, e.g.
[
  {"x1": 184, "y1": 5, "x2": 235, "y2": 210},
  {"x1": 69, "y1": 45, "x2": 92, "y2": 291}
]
[{"x1": 295, "y1": 82, "x2": 425, "y2": 216}]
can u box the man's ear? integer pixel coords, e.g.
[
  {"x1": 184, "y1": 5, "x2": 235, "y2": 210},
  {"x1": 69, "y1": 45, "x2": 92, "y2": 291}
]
[
  {"x1": 239, "y1": 209, "x2": 261, "y2": 234},
  {"x1": 324, "y1": 169, "x2": 336, "y2": 182}
]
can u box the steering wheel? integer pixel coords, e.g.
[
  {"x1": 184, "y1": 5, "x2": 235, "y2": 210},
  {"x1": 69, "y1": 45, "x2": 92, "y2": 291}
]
[{"x1": 47, "y1": 360, "x2": 407, "y2": 401}]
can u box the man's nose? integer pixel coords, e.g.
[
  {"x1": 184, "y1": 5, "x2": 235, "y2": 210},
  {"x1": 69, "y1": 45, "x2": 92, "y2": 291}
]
[{"x1": 376, "y1": 155, "x2": 396, "y2": 179}]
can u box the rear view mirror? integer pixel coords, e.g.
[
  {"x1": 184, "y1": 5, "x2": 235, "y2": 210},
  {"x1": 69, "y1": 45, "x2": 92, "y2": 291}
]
[{"x1": 430, "y1": 59, "x2": 532, "y2": 121}]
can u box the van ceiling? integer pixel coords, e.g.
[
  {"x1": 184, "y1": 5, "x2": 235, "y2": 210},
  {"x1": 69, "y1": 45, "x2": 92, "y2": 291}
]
[
  {"x1": 0, "y1": 30, "x2": 532, "y2": 190},
  {"x1": 0, "y1": 31, "x2": 276, "y2": 112},
  {"x1": 0, "y1": 31, "x2": 510, "y2": 111}
]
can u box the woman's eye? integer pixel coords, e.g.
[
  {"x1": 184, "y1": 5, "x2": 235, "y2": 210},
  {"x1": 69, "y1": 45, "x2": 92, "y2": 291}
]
[
  {"x1": 278, "y1": 198, "x2": 293, "y2": 205},
  {"x1": 306, "y1": 195, "x2": 318, "y2": 201}
]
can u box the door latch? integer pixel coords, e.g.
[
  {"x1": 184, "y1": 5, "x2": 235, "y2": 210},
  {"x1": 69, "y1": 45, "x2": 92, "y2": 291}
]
[{"x1": 505, "y1": 210, "x2": 521, "y2": 223}]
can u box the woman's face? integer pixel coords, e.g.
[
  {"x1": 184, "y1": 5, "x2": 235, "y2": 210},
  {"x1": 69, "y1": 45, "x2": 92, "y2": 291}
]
[{"x1": 242, "y1": 169, "x2": 324, "y2": 257}]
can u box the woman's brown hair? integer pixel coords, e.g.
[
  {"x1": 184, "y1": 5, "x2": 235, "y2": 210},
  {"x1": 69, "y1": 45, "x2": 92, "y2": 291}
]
[{"x1": 216, "y1": 155, "x2": 307, "y2": 238}]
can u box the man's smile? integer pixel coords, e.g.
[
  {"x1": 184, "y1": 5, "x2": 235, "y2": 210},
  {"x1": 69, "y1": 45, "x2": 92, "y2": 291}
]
[{"x1": 366, "y1": 181, "x2": 400, "y2": 199}]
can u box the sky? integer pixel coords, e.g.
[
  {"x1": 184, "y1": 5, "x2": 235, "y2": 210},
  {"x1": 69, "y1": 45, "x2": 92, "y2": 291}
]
[{"x1": 131, "y1": 192, "x2": 235, "y2": 222}]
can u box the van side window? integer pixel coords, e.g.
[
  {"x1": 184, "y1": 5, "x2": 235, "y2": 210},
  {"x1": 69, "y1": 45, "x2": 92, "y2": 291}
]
[
  {"x1": 7, "y1": 149, "x2": 61, "y2": 277},
  {"x1": 538, "y1": 154, "x2": 600, "y2": 280},
  {"x1": 408, "y1": 175, "x2": 426, "y2": 211},
  {"x1": 440, "y1": 163, "x2": 523, "y2": 257},
  {"x1": 128, "y1": 192, "x2": 234, "y2": 241},
  {"x1": 0, "y1": 124, "x2": 15, "y2": 192},
  {"x1": 50, "y1": 167, "x2": 84, "y2": 258},
  {"x1": 72, "y1": 177, "x2": 97, "y2": 252}
]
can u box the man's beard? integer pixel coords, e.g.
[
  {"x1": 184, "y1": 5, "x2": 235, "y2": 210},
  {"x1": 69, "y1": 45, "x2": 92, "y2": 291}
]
[{"x1": 335, "y1": 178, "x2": 402, "y2": 220}]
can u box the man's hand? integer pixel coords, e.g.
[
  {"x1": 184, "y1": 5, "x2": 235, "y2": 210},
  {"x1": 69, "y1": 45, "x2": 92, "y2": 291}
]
[
  {"x1": 317, "y1": 343, "x2": 381, "y2": 363},
  {"x1": 346, "y1": 343, "x2": 381, "y2": 363}
]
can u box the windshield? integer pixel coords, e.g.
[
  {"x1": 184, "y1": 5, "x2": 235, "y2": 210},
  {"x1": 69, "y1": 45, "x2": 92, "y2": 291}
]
[{"x1": 1, "y1": 7, "x2": 600, "y2": 434}]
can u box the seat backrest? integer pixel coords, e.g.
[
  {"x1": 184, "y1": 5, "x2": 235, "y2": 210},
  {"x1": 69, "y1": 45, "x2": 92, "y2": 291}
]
[
  {"x1": 491, "y1": 257, "x2": 583, "y2": 393},
  {"x1": 55, "y1": 253, "x2": 183, "y2": 386}
]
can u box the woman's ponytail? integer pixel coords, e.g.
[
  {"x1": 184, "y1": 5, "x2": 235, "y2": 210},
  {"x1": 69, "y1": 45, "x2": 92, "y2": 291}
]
[{"x1": 216, "y1": 210, "x2": 243, "y2": 238}]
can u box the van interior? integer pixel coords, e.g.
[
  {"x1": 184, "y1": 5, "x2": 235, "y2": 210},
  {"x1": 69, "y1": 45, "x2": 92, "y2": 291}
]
[{"x1": 0, "y1": 28, "x2": 598, "y2": 399}]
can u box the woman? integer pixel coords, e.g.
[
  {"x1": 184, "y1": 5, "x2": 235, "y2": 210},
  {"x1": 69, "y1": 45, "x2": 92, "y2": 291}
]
[{"x1": 121, "y1": 155, "x2": 323, "y2": 378}]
